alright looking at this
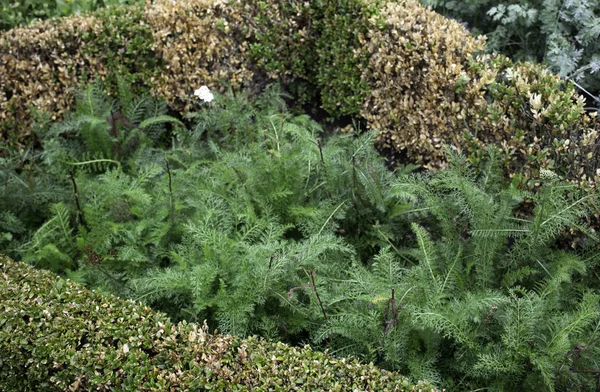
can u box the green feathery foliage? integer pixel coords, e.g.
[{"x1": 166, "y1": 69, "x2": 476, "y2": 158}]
[
  {"x1": 20, "y1": 82, "x2": 402, "y2": 337},
  {"x1": 313, "y1": 149, "x2": 600, "y2": 391},
  {"x1": 38, "y1": 76, "x2": 182, "y2": 175},
  {"x1": 0, "y1": 145, "x2": 68, "y2": 260},
  {"x1": 6, "y1": 79, "x2": 600, "y2": 391},
  {"x1": 129, "y1": 85, "x2": 399, "y2": 337}
]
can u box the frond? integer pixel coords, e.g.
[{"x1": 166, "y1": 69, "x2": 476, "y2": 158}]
[
  {"x1": 125, "y1": 95, "x2": 152, "y2": 126},
  {"x1": 414, "y1": 309, "x2": 476, "y2": 349},
  {"x1": 139, "y1": 115, "x2": 184, "y2": 130},
  {"x1": 216, "y1": 299, "x2": 256, "y2": 336},
  {"x1": 413, "y1": 291, "x2": 508, "y2": 349},
  {"x1": 24, "y1": 203, "x2": 73, "y2": 252},
  {"x1": 0, "y1": 211, "x2": 26, "y2": 234},
  {"x1": 130, "y1": 267, "x2": 191, "y2": 304},
  {"x1": 471, "y1": 348, "x2": 522, "y2": 380},
  {"x1": 545, "y1": 291, "x2": 600, "y2": 357},
  {"x1": 70, "y1": 152, "x2": 121, "y2": 174},
  {"x1": 116, "y1": 74, "x2": 133, "y2": 110},
  {"x1": 501, "y1": 288, "x2": 546, "y2": 352},
  {"x1": 75, "y1": 80, "x2": 112, "y2": 118},
  {"x1": 411, "y1": 223, "x2": 442, "y2": 291},
  {"x1": 370, "y1": 246, "x2": 406, "y2": 286}
]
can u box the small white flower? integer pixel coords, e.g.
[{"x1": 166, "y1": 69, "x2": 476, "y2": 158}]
[{"x1": 194, "y1": 86, "x2": 214, "y2": 103}]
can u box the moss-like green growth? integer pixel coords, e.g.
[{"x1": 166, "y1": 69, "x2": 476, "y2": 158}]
[
  {"x1": 0, "y1": 255, "x2": 436, "y2": 391},
  {"x1": 82, "y1": 4, "x2": 160, "y2": 96},
  {"x1": 242, "y1": 0, "x2": 384, "y2": 116}
]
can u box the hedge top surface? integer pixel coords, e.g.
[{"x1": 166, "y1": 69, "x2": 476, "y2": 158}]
[
  {"x1": 0, "y1": 255, "x2": 438, "y2": 391},
  {"x1": 358, "y1": 0, "x2": 600, "y2": 187},
  {"x1": 2, "y1": 0, "x2": 599, "y2": 188}
]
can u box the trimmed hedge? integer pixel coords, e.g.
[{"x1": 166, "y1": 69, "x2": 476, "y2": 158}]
[
  {"x1": 359, "y1": 1, "x2": 600, "y2": 186},
  {"x1": 0, "y1": 255, "x2": 437, "y2": 391},
  {"x1": 0, "y1": 4, "x2": 159, "y2": 145},
  {"x1": 1, "y1": 0, "x2": 599, "y2": 186}
]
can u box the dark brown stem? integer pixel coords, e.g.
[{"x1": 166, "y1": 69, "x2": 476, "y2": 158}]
[
  {"x1": 317, "y1": 138, "x2": 327, "y2": 176},
  {"x1": 70, "y1": 170, "x2": 89, "y2": 231},
  {"x1": 232, "y1": 167, "x2": 246, "y2": 184},
  {"x1": 382, "y1": 288, "x2": 398, "y2": 346},
  {"x1": 109, "y1": 110, "x2": 121, "y2": 159},
  {"x1": 268, "y1": 254, "x2": 274, "y2": 270},
  {"x1": 165, "y1": 158, "x2": 173, "y2": 195},
  {"x1": 316, "y1": 138, "x2": 332, "y2": 199},
  {"x1": 352, "y1": 154, "x2": 357, "y2": 192},
  {"x1": 351, "y1": 153, "x2": 360, "y2": 227},
  {"x1": 568, "y1": 341, "x2": 600, "y2": 391},
  {"x1": 310, "y1": 269, "x2": 327, "y2": 321}
]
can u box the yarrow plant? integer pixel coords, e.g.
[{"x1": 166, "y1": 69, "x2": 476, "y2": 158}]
[{"x1": 194, "y1": 86, "x2": 214, "y2": 103}]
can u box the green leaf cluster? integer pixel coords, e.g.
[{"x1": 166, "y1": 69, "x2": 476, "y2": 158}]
[
  {"x1": 1, "y1": 255, "x2": 432, "y2": 391},
  {"x1": 421, "y1": 0, "x2": 600, "y2": 105},
  {"x1": 0, "y1": 0, "x2": 143, "y2": 31},
  {"x1": 3, "y1": 80, "x2": 600, "y2": 391},
  {"x1": 245, "y1": 0, "x2": 385, "y2": 115}
]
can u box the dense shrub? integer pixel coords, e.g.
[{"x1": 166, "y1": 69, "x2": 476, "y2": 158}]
[
  {"x1": 359, "y1": 0, "x2": 487, "y2": 168},
  {"x1": 0, "y1": 3, "x2": 158, "y2": 146},
  {"x1": 144, "y1": 0, "x2": 259, "y2": 115},
  {"x1": 5, "y1": 83, "x2": 600, "y2": 391},
  {"x1": 0, "y1": 255, "x2": 432, "y2": 391},
  {"x1": 241, "y1": 0, "x2": 386, "y2": 116},
  {"x1": 1, "y1": 0, "x2": 385, "y2": 142},
  {"x1": 0, "y1": 0, "x2": 142, "y2": 31},
  {"x1": 3, "y1": 0, "x2": 599, "y2": 188},
  {"x1": 359, "y1": 0, "x2": 600, "y2": 188},
  {"x1": 419, "y1": 0, "x2": 600, "y2": 103}
]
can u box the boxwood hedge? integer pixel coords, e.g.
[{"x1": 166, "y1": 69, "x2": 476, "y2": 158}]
[
  {"x1": 2, "y1": 0, "x2": 598, "y2": 187},
  {"x1": 0, "y1": 255, "x2": 437, "y2": 391}
]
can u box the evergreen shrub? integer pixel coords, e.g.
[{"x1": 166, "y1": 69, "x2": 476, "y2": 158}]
[
  {"x1": 2, "y1": 0, "x2": 599, "y2": 186},
  {"x1": 240, "y1": 0, "x2": 386, "y2": 116},
  {"x1": 0, "y1": 0, "x2": 142, "y2": 31},
  {"x1": 0, "y1": 3, "x2": 158, "y2": 145},
  {"x1": 0, "y1": 255, "x2": 433, "y2": 391},
  {"x1": 419, "y1": 0, "x2": 600, "y2": 101},
  {"x1": 8, "y1": 81, "x2": 600, "y2": 391},
  {"x1": 359, "y1": 0, "x2": 600, "y2": 188}
]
